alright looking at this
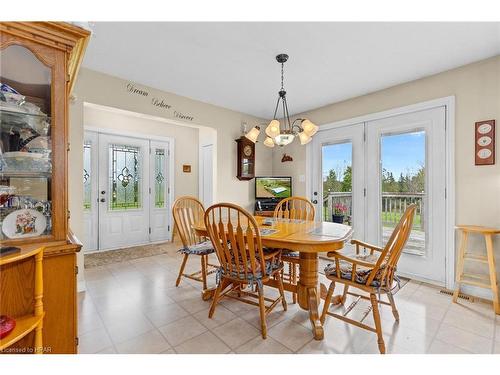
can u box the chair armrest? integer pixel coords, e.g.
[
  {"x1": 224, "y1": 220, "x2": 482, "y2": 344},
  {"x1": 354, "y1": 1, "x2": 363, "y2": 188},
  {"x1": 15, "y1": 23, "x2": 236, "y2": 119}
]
[
  {"x1": 326, "y1": 251, "x2": 378, "y2": 269},
  {"x1": 350, "y1": 239, "x2": 383, "y2": 253}
]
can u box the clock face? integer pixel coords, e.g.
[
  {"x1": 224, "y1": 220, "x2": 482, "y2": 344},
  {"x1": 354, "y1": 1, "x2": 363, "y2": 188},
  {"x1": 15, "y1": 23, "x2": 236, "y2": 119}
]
[
  {"x1": 477, "y1": 148, "x2": 492, "y2": 159},
  {"x1": 243, "y1": 145, "x2": 253, "y2": 157},
  {"x1": 477, "y1": 136, "x2": 492, "y2": 147},
  {"x1": 478, "y1": 123, "x2": 492, "y2": 134}
]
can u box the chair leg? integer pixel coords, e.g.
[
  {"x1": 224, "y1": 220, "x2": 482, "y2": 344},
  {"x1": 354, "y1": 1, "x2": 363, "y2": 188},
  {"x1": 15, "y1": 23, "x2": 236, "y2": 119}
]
[
  {"x1": 209, "y1": 278, "x2": 224, "y2": 318},
  {"x1": 370, "y1": 293, "x2": 386, "y2": 354},
  {"x1": 341, "y1": 285, "x2": 349, "y2": 304},
  {"x1": 276, "y1": 273, "x2": 288, "y2": 311},
  {"x1": 200, "y1": 255, "x2": 208, "y2": 290},
  {"x1": 386, "y1": 290, "x2": 399, "y2": 322},
  {"x1": 257, "y1": 284, "x2": 267, "y2": 339},
  {"x1": 320, "y1": 281, "x2": 336, "y2": 325},
  {"x1": 175, "y1": 254, "x2": 189, "y2": 287}
]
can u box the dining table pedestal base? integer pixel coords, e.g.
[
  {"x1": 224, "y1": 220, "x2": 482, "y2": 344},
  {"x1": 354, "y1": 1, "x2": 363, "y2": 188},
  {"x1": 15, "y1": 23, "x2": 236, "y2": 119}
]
[{"x1": 297, "y1": 252, "x2": 324, "y2": 340}]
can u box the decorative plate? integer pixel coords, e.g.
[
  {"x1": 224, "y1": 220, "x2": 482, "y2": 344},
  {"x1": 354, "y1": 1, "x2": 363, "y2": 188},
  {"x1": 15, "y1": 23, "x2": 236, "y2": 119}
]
[
  {"x1": 2, "y1": 208, "x2": 47, "y2": 239},
  {"x1": 477, "y1": 123, "x2": 492, "y2": 134}
]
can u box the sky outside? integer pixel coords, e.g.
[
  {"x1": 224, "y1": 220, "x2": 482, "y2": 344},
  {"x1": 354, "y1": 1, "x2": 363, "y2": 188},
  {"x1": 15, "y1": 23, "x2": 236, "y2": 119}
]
[{"x1": 322, "y1": 131, "x2": 425, "y2": 181}]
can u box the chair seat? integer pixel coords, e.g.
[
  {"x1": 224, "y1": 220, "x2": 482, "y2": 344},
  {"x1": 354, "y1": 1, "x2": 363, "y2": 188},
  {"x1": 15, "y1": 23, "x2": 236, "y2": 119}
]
[
  {"x1": 178, "y1": 240, "x2": 215, "y2": 255},
  {"x1": 324, "y1": 253, "x2": 390, "y2": 287},
  {"x1": 220, "y1": 258, "x2": 283, "y2": 283}
]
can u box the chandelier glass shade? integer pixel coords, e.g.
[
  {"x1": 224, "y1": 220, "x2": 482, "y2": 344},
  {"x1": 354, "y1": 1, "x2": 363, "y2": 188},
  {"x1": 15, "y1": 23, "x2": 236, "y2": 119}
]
[{"x1": 245, "y1": 53, "x2": 318, "y2": 147}]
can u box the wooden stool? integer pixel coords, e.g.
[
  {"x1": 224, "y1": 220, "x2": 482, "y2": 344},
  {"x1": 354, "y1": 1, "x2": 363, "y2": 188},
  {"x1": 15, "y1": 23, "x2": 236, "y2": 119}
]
[{"x1": 454, "y1": 225, "x2": 500, "y2": 314}]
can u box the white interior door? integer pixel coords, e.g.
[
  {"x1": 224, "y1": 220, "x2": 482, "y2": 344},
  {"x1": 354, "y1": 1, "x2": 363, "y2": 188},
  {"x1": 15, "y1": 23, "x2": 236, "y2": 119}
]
[
  {"x1": 311, "y1": 123, "x2": 365, "y2": 243},
  {"x1": 201, "y1": 144, "x2": 214, "y2": 207},
  {"x1": 150, "y1": 141, "x2": 171, "y2": 242},
  {"x1": 366, "y1": 107, "x2": 446, "y2": 284},
  {"x1": 98, "y1": 134, "x2": 150, "y2": 250}
]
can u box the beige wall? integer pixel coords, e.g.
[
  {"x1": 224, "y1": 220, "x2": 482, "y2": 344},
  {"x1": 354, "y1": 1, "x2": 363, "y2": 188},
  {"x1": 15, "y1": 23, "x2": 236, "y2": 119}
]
[
  {"x1": 273, "y1": 55, "x2": 500, "y2": 296},
  {"x1": 84, "y1": 105, "x2": 199, "y2": 198},
  {"x1": 69, "y1": 68, "x2": 272, "y2": 287}
]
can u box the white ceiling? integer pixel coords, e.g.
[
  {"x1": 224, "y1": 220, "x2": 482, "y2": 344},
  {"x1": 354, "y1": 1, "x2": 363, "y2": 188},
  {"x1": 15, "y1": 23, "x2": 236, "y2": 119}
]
[{"x1": 83, "y1": 22, "x2": 500, "y2": 118}]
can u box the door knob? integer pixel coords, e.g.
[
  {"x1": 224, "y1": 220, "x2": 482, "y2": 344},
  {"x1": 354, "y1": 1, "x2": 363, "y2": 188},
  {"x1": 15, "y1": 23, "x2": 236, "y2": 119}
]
[
  {"x1": 101, "y1": 191, "x2": 106, "y2": 195},
  {"x1": 100, "y1": 198, "x2": 106, "y2": 203},
  {"x1": 312, "y1": 199, "x2": 318, "y2": 204}
]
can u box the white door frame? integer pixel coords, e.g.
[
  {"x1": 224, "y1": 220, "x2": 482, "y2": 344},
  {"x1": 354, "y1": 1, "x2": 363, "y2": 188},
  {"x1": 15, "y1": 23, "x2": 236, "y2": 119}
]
[
  {"x1": 84, "y1": 126, "x2": 175, "y2": 251},
  {"x1": 306, "y1": 96, "x2": 455, "y2": 290}
]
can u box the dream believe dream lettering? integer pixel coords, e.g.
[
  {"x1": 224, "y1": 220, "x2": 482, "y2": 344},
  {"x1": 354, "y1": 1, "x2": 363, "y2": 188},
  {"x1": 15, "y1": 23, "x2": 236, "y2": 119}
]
[{"x1": 126, "y1": 83, "x2": 194, "y2": 122}]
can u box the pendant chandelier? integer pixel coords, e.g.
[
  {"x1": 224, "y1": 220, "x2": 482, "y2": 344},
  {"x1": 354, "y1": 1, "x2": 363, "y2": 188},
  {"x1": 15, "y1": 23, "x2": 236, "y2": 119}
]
[{"x1": 245, "y1": 53, "x2": 318, "y2": 147}]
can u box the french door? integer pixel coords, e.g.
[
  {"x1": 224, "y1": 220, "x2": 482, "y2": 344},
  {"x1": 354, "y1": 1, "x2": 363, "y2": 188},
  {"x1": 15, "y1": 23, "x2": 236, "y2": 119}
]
[
  {"x1": 311, "y1": 106, "x2": 447, "y2": 284},
  {"x1": 83, "y1": 132, "x2": 171, "y2": 252},
  {"x1": 311, "y1": 122, "x2": 365, "y2": 247}
]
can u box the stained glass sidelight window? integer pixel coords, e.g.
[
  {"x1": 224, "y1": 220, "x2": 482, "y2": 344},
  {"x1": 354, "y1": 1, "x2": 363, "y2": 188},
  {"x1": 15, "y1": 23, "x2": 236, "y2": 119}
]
[
  {"x1": 154, "y1": 148, "x2": 166, "y2": 208},
  {"x1": 83, "y1": 141, "x2": 92, "y2": 210},
  {"x1": 109, "y1": 144, "x2": 141, "y2": 210}
]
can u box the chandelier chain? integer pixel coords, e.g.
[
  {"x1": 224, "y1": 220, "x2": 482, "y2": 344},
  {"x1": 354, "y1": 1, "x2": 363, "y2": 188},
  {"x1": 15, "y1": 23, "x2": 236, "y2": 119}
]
[{"x1": 281, "y1": 62, "x2": 284, "y2": 91}]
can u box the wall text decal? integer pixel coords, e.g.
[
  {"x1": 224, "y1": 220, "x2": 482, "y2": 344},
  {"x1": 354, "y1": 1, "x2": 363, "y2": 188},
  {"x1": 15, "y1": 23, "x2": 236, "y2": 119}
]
[
  {"x1": 126, "y1": 83, "x2": 149, "y2": 97},
  {"x1": 125, "y1": 82, "x2": 195, "y2": 122}
]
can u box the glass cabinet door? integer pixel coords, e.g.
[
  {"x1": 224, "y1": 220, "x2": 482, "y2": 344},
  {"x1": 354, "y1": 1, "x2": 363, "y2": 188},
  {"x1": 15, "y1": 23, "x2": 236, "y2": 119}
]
[{"x1": 0, "y1": 45, "x2": 53, "y2": 241}]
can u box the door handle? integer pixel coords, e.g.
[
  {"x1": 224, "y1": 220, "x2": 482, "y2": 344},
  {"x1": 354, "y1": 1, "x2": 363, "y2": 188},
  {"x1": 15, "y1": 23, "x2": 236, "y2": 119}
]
[
  {"x1": 312, "y1": 199, "x2": 318, "y2": 204},
  {"x1": 100, "y1": 198, "x2": 106, "y2": 203}
]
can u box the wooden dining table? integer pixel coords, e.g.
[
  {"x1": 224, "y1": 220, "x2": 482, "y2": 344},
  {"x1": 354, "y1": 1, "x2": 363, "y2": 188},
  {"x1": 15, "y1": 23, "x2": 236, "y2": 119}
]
[{"x1": 192, "y1": 215, "x2": 352, "y2": 340}]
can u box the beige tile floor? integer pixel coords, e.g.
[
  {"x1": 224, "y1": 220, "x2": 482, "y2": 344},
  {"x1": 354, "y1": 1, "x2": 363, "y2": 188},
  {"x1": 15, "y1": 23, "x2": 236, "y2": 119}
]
[{"x1": 78, "y1": 241, "x2": 500, "y2": 354}]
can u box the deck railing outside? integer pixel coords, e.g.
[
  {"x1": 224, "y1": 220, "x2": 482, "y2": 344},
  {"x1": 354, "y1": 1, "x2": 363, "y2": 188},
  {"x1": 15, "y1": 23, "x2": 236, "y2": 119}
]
[{"x1": 323, "y1": 191, "x2": 426, "y2": 254}]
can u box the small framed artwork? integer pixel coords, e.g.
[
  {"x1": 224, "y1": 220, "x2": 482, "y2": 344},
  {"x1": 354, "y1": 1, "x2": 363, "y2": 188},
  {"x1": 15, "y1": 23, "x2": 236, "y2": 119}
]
[
  {"x1": 182, "y1": 164, "x2": 192, "y2": 173},
  {"x1": 475, "y1": 120, "x2": 495, "y2": 165}
]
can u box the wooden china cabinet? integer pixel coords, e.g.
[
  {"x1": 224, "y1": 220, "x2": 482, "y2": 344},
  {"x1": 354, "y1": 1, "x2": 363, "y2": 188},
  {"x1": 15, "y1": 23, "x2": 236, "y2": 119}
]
[{"x1": 0, "y1": 22, "x2": 90, "y2": 353}]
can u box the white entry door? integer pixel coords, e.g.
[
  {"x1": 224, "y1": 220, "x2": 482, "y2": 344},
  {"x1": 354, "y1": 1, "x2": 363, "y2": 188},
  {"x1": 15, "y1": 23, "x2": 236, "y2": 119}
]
[
  {"x1": 310, "y1": 106, "x2": 447, "y2": 285},
  {"x1": 365, "y1": 107, "x2": 446, "y2": 284},
  {"x1": 98, "y1": 134, "x2": 151, "y2": 250}
]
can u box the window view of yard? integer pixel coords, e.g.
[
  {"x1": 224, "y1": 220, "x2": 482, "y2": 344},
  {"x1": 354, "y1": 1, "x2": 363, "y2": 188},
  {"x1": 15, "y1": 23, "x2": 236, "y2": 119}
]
[{"x1": 322, "y1": 131, "x2": 426, "y2": 254}]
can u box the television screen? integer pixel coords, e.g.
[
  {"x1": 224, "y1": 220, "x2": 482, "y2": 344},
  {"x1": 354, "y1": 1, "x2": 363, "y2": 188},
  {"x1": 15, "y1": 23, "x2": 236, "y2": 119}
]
[{"x1": 255, "y1": 177, "x2": 292, "y2": 199}]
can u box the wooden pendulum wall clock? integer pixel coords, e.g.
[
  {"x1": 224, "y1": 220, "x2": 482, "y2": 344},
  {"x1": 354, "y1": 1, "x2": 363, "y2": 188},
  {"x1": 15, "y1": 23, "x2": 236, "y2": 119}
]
[{"x1": 235, "y1": 136, "x2": 255, "y2": 180}]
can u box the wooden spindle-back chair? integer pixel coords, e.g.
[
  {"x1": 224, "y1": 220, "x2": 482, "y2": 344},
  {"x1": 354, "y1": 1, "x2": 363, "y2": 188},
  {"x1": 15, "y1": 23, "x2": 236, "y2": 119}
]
[
  {"x1": 204, "y1": 203, "x2": 287, "y2": 338},
  {"x1": 320, "y1": 204, "x2": 417, "y2": 354},
  {"x1": 172, "y1": 196, "x2": 217, "y2": 294},
  {"x1": 273, "y1": 197, "x2": 315, "y2": 303}
]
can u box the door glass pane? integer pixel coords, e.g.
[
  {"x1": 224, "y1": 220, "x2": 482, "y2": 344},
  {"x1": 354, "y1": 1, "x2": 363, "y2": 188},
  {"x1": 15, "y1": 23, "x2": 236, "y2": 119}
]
[
  {"x1": 154, "y1": 148, "x2": 166, "y2": 208},
  {"x1": 0, "y1": 45, "x2": 53, "y2": 240},
  {"x1": 380, "y1": 130, "x2": 426, "y2": 255},
  {"x1": 109, "y1": 144, "x2": 141, "y2": 210},
  {"x1": 83, "y1": 141, "x2": 92, "y2": 210},
  {"x1": 322, "y1": 142, "x2": 352, "y2": 224}
]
